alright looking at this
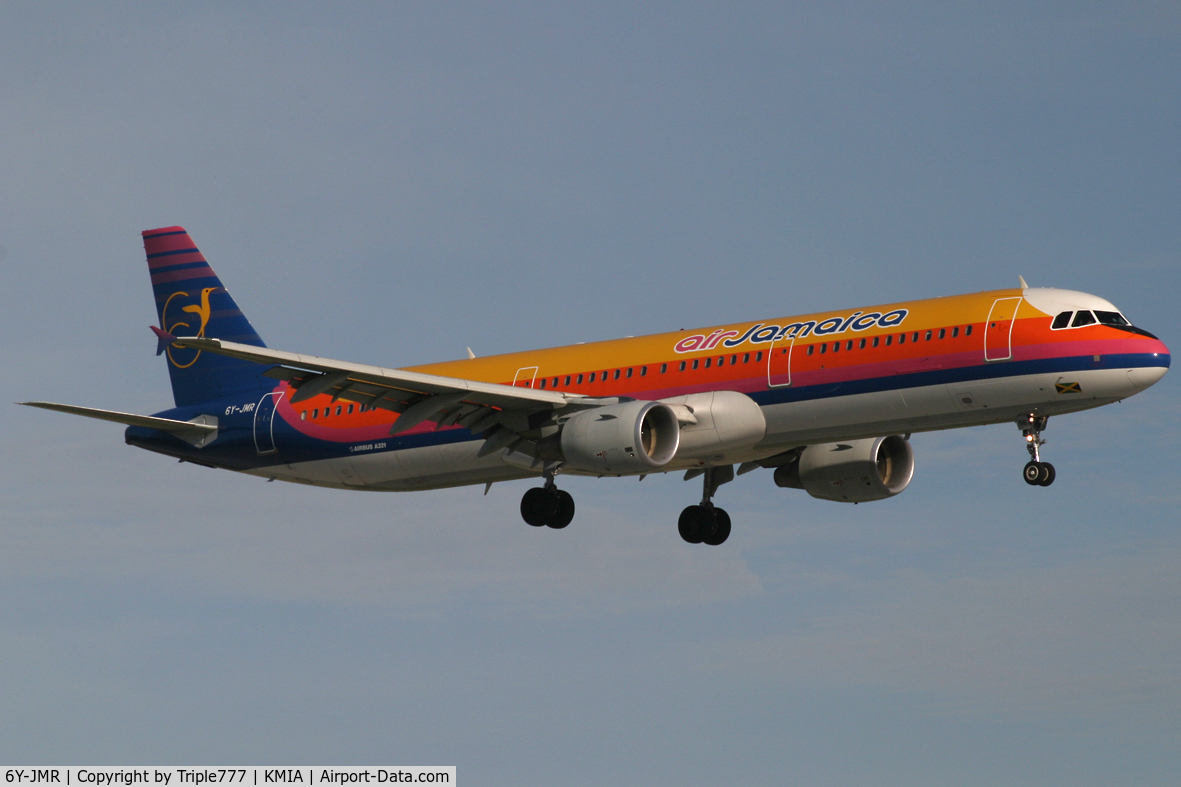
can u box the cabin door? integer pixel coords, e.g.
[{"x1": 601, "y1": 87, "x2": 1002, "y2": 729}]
[
  {"x1": 253, "y1": 391, "x2": 282, "y2": 454},
  {"x1": 984, "y1": 297, "x2": 1022, "y2": 362},
  {"x1": 767, "y1": 333, "x2": 795, "y2": 387}
]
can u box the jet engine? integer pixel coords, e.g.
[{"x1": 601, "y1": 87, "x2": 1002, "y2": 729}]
[
  {"x1": 774, "y1": 435, "x2": 914, "y2": 503},
  {"x1": 555, "y1": 400, "x2": 681, "y2": 475}
]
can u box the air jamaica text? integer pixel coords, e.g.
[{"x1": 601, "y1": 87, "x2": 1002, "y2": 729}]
[{"x1": 673, "y1": 309, "x2": 909, "y2": 353}]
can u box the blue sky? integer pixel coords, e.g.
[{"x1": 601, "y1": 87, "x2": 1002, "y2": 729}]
[{"x1": 1, "y1": 3, "x2": 1178, "y2": 784}]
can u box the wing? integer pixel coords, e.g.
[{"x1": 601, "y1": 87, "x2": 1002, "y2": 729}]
[{"x1": 172, "y1": 336, "x2": 615, "y2": 459}]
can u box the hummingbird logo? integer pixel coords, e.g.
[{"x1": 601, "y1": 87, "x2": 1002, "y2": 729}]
[{"x1": 159, "y1": 287, "x2": 219, "y2": 368}]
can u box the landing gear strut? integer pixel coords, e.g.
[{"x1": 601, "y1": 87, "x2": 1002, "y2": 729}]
[
  {"x1": 679, "y1": 465, "x2": 733, "y2": 546},
  {"x1": 1018, "y1": 414, "x2": 1055, "y2": 487},
  {"x1": 520, "y1": 471, "x2": 575, "y2": 529}
]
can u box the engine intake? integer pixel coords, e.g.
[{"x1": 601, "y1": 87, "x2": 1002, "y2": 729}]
[
  {"x1": 557, "y1": 400, "x2": 680, "y2": 475},
  {"x1": 774, "y1": 435, "x2": 914, "y2": 503}
]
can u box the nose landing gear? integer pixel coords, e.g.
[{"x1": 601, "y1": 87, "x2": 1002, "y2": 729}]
[
  {"x1": 1018, "y1": 414, "x2": 1055, "y2": 487},
  {"x1": 679, "y1": 465, "x2": 733, "y2": 546}
]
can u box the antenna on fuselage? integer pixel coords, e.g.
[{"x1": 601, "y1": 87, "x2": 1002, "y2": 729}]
[
  {"x1": 466, "y1": 347, "x2": 476, "y2": 359},
  {"x1": 1018, "y1": 275, "x2": 1029, "y2": 289}
]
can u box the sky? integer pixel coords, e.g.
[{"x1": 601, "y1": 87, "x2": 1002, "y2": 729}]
[{"x1": 1, "y1": 2, "x2": 1179, "y2": 784}]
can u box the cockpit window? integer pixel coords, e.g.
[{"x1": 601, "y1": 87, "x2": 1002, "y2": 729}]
[
  {"x1": 1094, "y1": 310, "x2": 1130, "y2": 327},
  {"x1": 1071, "y1": 310, "x2": 1097, "y2": 327},
  {"x1": 1051, "y1": 311, "x2": 1072, "y2": 329}
]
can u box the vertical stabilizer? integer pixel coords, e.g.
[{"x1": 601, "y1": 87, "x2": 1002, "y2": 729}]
[{"x1": 143, "y1": 226, "x2": 268, "y2": 407}]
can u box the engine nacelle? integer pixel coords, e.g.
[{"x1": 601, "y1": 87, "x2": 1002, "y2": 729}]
[
  {"x1": 774, "y1": 435, "x2": 914, "y2": 503},
  {"x1": 558, "y1": 400, "x2": 680, "y2": 475},
  {"x1": 659, "y1": 390, "x2": 767, "y2": 461}
]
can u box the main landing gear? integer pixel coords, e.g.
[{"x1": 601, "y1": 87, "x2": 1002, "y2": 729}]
[
  {"x1": 679, "y1": 465, "x2": 733, "y2": 546},
  {"x1": 1018, "y1": 414, "x2": 1056, "y2": 487},
  {"x1": 520, "y1": 473, "x2": 575, "y2": 529}
]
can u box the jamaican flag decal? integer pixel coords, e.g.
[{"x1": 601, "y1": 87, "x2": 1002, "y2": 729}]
[{"x1": 1055, "y1": 381, "x2": 1082, "y2": 394}]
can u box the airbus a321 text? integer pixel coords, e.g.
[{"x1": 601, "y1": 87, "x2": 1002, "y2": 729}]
[{"x1": 24, "y1": 227, "x2": 1170, "y2": 545}]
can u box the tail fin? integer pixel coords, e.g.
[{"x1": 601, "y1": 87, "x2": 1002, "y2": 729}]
[{"x1": 143, "y1": 226, "x2": 269, "y2": 407}]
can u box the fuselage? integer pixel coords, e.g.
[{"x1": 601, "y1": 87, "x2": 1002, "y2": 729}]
[{"x1": 126, "y1": 285, "x2": 1170, "y2": 491}]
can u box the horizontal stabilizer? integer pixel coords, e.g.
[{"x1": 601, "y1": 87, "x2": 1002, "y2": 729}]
[
  {"x1": 150, "y1": 325, "x2": 177, "y2": 356},
  {"x1": 19, "y1": 402, "x2": 218, "y2": 448}
]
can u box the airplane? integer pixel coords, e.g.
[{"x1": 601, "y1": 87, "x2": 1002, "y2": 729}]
[{"x1": 22, "y1": 226, "x2": 1170, "y2": 546}]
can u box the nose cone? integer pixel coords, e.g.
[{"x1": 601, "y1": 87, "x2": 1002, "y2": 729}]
[{"x1": 1125, "y1": 335, "x2": 1169, "y2": 394}]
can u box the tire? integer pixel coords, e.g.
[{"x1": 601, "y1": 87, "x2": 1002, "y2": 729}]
[
  {"x1": 703, "y1": 507, "x2": 731, "y2": 546},
  {"x1": 547, "y1": 490, "x2": 575, "y2": 529},
  {"x1": 1023, "y1": 461, "x2": 1042, "y2": 485},
  {"x1": 678, "y1": 506, "x2": 708, "y2": 544},
  {"x1": 521, "y1": 487, "x2": 558, "y2": 527},
  {"x1": 1038, "y1": 462, "x2": 1056, "y2": 487}
]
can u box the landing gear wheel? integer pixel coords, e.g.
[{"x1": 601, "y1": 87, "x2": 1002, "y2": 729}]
[
  {"x1": 678, "y1": 505, "x2": 710, "y2": 544},
  {"x1": 703, "y1": 507, "x2": 731, "y2": 546},
  {"x1": 1023, "y1": 461, "x2": 1042, "y2": 486},
  {"x1": 1037, "y1": 462, "x2": 1056, "y2": 487},
  {"x1": 521, "y1": 487, "x2": 558, "y2": 527},
  {"x1": 547, "y1": 490, "x2": 575, "y2": 529}
]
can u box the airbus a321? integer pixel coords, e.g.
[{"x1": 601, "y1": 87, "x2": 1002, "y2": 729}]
[{"x1": 24, "y1": 227, "x2": 1170, "y2": 545}]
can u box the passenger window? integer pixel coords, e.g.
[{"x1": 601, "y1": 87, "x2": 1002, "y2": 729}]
[
  {"x1": 952, "y1": 327, "x2": 959, "y2": 338},
  {"x1": 846, "y1": 340, "x2": 853, "y2": 351},
  {"x1": 539, "y1": 379, "x2": 546, "y2": 389},
  {"x1": 553, "y1": 377, "x2": 559, "y2": 387},
  {"x1": 660, "y1": 364, "x2": 667, "y2": 374},
  {"x1": 899, "y1": 334, "x2": 906, "y2": 344},
  {"x1": 819, "y1": 343, "x2": 827, "y2": 354},
  {"x1": 912, "y1": 332, "x2": 919, "y2": 342},
  {"x1": 589, "y1": 372, "x2": 596, "y2": 383},
  {"x1": 755, "y1": 351, "x2": 763, "y2": 362},
  {"x1": 627, "y1": 368, "x2": 633, "y2": 378},
  {"x1": 1052, "y1": 311, "x2": 1072, "y2": 329},
  {"x1": 859, "y1": 338, "x2": 866, "y2": 349},
  {"x1": 939, "y1": 328, "x2": 946, "y2": 339},
  {"x1": 1072, "y1": 310, "x2": 1096, "y2": 327},
  {"x1": 965, "y1": 325, "x2": 973, "y2": 336},
  {"x1": 717, "y1": 356, "x2": 724, "y2": 366},
  {"x1": 705, "y1": 357, "x2": 712, "y2": 368},
  {"x1": 564, "y1": 375, "x2": 571, "y2": 386},
  {"x1": 640, "y1": 366, "x2": 647, "y2": 376},
  {"x1": 614, "y1": 369, "x2": 621, "y2": 380},
  {"x1": 807, "y1": 345, "x2": 814, "y2": 356},
  {"x1": 744, "y1": 353, "x2": 750, "y2": 363},
  {"x1": 335, "y1": 405, "x2": 342, "y2": 416},
  {"x1": 312, "y1": 409, "x2": 318, "y2": 419},
  {"x1": 300, "y1": 411, "x2": 306, "y2": 420},
  {"x1": 832, "y1": 342, "x2": 839, "y2": 353},
  {"x1": 577, "y1": 374, "x2": 583, "y2": 384},
  {"x1": 1095, "y1": 310, "x2": 1130, "y2": 327},
  {"x1": 731, "y1": 355, "x2": 738, "y2": 364},
  {"x1": 348, "y1": 404, "x2": 354, "y2": 414},
  {"x1": 691, "y1": 359, "x2": 699, "y2": 370},
  {"x1": 886, "y1": 335, "x2": 893, "y2": 346},
  {"x1": 872, "y1": 336, "x2": 880, "y2": 348}
]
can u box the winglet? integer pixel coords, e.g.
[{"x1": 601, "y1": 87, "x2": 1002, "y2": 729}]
[
  {"x1": 150, "y1": 325, "x2": 176, "y2": 356},
  {"x1": 1018, "y1": 275, "x2": 1029, "y2": 289}
]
